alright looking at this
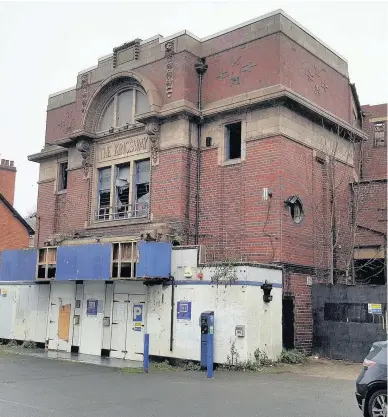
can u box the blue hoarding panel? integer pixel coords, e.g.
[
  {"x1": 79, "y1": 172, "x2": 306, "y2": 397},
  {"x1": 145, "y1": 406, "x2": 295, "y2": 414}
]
[
  {"x1": 0, "y1": 249, "x2": 38, "y2": 281},
  {"x1": 136, "y1": 241, "x2": 172, "y2": 278},
  {"x1": 56, "y1": 244, "x2": 112, "y2": 281}
]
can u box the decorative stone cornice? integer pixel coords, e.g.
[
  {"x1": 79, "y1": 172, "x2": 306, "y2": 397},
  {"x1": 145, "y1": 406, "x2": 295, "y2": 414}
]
[{"x1": 28, "y1": 145, "x2": 67, "y2": 163}]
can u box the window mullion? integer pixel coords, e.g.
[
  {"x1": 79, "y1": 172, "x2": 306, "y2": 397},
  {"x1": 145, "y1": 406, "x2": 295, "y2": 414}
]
[
  {"x1": 132, "y1": 89, "x2": 136, "y2": 124},
  {"x1": 129, "y1": 162, "x2": 135, "y2": 216},
  {"x1": 131, "y1": 242, "x2": 134, "y2": 278},
  {"x1": 118, "y1": 243, "x2": 122, "y2": 279},
  {"x1": 110, "y1": 165, "x2": 115, "y2": 219}
]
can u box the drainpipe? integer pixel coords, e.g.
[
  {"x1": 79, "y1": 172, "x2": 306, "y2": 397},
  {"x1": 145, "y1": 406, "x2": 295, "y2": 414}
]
[
  {"x1": 169, "y1": 275, "x2": 175, "y2": 352},
  {"x1": 186, "y1": 122, "x2": 192, "y2": 245},
  {"x1": 194, "y1": 58, "x2": 208, "y2": 245}
]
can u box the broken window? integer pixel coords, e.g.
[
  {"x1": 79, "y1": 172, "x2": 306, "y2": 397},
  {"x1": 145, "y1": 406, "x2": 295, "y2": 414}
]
[
  {"x1": 285, "y1": 196, "x2": 304, "y2": 224},
  {"x1": 58, "y1": 162, "x2": 68, "y2": 191},
  {"x1": 134, "y1": 159, "x2": 150, "y2": 217},
  {"x1": 111, "y1": 242, "x2": 137, "y2": 279},
  {"x1": 37, "y1": 247, "x2": 57, "y2": 279},
  {"x1": 374, "y1": 122, "x2": 386, "y2": 146},
  {"x1": 225, "y1": 122, "x2": 242, "y2": 160},
  {"x1": 114, "y1": 163, "x2": 130, "y2": 219},
  {"x1": 97, "y1": 167, "x2": 111, "y2": 221}
]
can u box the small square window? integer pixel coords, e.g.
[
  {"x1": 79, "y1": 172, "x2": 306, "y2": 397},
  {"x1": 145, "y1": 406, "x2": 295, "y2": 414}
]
[
  {"x1": 58, "y1": 162, "x2": 68, "y2": 190},
  {"x1": 225, "y1": 122, "x2": 242, "y2": 160}
]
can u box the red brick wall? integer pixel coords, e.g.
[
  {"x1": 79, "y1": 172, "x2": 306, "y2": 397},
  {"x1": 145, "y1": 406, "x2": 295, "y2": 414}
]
[
  {"x1": 280, "y1": 34, "x2": 350, "y2": 123},
  {"x1": 354, "y1": 181, "x2": 387, "y2": 248},
  {"x1": 360, "y1": 104, "x2": 387, "y2": 180},
  {"x1": 202, "y1": 34, "x2": 281, "y2": 105},
  {"x1": 36, "y1": 180, "x2": 56, "y2": 247},
  {"x1": 283, "y1": 272, "x2": 313, "y2": 353},
  {"x1": 0, "y1": 167, "x2": 16, "y2": 205},
  {"x1": 0, "y1": 201, "x2": 30, "y2": 251}
]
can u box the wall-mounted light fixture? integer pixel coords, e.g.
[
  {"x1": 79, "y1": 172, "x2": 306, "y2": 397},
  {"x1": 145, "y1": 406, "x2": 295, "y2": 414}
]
[{"x1": 261, "y1": 280, "x2": 273, "y2": 303}]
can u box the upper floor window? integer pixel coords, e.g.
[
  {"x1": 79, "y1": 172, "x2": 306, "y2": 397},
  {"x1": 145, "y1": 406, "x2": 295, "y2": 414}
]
[
  {"x1": 225, "y1": 122, "x2": 242, "y2": 160},
  {"x1": 95, "y1": 158, "x2": 150, "y2": 222},
  {"x1": 373, "y1": 122, "x2": 386, "y2": 147},
  {"x1": 98, "y1": 88, "x2": 149, "y2": 133},
  {"x1": 58, "y1": 162, "x2": 68, "y2": 191}
]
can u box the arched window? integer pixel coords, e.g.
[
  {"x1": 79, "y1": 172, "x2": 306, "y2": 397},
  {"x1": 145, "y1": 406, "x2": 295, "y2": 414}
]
[{"x1": 97, "y1": 88, "x2": 149, "y2": 132}]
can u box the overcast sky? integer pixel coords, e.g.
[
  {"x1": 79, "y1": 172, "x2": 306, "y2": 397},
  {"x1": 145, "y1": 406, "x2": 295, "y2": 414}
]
[{"x1": 0, "y1": 1, "x2": 387, "y2": 216}]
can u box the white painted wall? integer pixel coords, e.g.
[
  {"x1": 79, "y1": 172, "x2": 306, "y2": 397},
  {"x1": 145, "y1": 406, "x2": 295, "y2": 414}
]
[
  {"x1": 147, "y1": 280, "x2": 282, "y2": 364},
  {"x1": 79, "y1": 281, "x2": 105, "y2": 355},
  {"x1": 0, "y1": 283, "x2": 49, "y2": 343}
]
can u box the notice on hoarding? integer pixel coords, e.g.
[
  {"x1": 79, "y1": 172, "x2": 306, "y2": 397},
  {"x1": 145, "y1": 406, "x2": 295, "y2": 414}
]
[{"x1": 368, "y1": 303, "x2": 382, "y2": 315}]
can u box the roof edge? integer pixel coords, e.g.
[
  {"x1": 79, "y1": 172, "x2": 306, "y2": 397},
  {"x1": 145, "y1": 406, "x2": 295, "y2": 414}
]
[{"x1": 0, "y1": 193, "x2": 35, "y2": 235}]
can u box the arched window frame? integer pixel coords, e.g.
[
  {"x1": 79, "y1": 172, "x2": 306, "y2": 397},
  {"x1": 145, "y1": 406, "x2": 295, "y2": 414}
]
[{"x1": 97, "y1": 87, "x2": 149, "y2": 133}]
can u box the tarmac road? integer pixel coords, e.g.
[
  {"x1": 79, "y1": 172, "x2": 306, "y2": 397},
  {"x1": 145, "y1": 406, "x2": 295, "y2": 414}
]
[{"x1": 0, "y1": 353, "x2": 360, "y2": 417}]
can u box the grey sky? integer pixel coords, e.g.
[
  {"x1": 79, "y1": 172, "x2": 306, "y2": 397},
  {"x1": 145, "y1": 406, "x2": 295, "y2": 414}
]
[{"x1": 0, "y1": 1, "x2": 387, "y2": 216}]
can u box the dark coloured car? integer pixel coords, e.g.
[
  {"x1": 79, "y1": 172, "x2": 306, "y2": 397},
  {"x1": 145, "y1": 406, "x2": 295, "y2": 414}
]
[{"x1": 356, "y1": 341, "x2": 387, "y2": 417}]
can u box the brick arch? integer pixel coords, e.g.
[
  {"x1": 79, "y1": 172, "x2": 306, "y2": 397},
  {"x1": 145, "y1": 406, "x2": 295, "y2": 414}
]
[{"x1": 82, "y1": 71, "x2": 162, "y2": 132}]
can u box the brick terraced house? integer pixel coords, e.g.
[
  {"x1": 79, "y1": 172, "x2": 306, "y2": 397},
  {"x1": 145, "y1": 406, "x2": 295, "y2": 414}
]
[
  {"x1": 0, "y1": 159, "x2": 35, "y2": 252},
  {"x1": 0, "y1": 10, "x2": 381, "y2": 359}
]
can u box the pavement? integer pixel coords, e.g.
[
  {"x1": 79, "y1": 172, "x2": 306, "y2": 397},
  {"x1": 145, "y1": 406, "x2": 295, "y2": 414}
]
[
  {"x1": 0, "y1": 346, "x2": 142, "y2": 368},
  {"x1": 0, "y1": 351, "x2": 362, "y2": 417}
]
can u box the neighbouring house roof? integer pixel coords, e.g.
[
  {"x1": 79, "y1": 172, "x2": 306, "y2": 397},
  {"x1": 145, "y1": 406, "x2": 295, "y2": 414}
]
[{"x1": 0, "y1": 193, "x2": 35, "y2": 235}]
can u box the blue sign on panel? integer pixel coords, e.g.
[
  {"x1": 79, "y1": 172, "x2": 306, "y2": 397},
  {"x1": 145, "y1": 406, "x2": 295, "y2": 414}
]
[
  {"x1": 87, "y1": 299, "x2": 98, "y2": 315},
  {"x1": 133, "y1": 304, "x2": 143, "y2": 322},
  {"x1": 0, "y1": 249, "x2": 37, "y2": 282},
  {"x1": 177, "y1": 301, "x2": 192, "y2": 320},
  {"x1": 56, "y1": 244, "x2": 112, "y2": 280}
]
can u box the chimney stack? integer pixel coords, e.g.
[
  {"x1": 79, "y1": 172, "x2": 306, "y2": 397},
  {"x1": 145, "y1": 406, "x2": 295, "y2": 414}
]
[{"x1": 0, "y1": 158, "x2": 17, "y2": 206}]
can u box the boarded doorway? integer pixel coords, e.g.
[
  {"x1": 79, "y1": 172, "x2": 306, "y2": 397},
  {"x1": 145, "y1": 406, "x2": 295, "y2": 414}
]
[
  {"x1": 58, "y1": 304, "x2": 71, "y2": 342},
  {"x1": 282, "y1": 297, "x2": 295, "y2": 349}
]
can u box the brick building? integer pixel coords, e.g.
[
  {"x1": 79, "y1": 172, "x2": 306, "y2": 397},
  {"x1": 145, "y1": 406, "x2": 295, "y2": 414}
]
[
  {"x1": 0, "y1": 159, "x2": 35, "y2": 252},
  {"x1": 28, "y1": 10, "x2": 370, "y2": 352},
  {"x1": 352, "y1": 104, "x2": 387, "y2": 285}
]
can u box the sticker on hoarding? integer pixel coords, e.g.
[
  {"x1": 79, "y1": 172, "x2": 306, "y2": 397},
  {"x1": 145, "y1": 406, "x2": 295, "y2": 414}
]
[
  {"x1": 119, "y1": 303, "x2": 125, "y2": 316},
  {"x1": 209, "y1": 326, "x2": 214, "y2": 335},
  {"x1": 368, "y1": 303, "x2": 382, "y2": 315},
  {"x1": 133, "y1": 322, "x2": 142, "y2": 331},
  {"x1": 2, "y1": 290, "x2": 7, "y2": 298},
  {"x1": 177, "y1": 301, "x2": 191, "y2": 321},
  {"x1": 86, "y1": 299, "x2": 98, "y2": 315}
]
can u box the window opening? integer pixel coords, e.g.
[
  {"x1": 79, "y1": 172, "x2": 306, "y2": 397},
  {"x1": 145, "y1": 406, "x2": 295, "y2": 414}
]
[
  {"x1": 114, "y1": 164, "x2": 130, "y2": 219},
  {"x1": 285, "y1": 196, "x2": 304, "y2": 224},
  {"x1": 37, "y1": 247, "x2": 57, "y2": 279},
  {"x1": 225, "y1": 122, "x2": 242, "y2": 160},
  {"x1": 111, "y1": 242, "x2": 137, "y2": 279},
  {"x1": 374, "y1": 122, "x2": 386, "y2": 147},
  {"x1": 58, "y1": 162, "x2": 68, "y2": 191},
  {"x1": 97, "y1": 89, "x2": 149, "y2": 132},
  {"x1": 97, "y1": 167, "x2": 111, "y2": 221},
  {"x1": 134, "y1": 160, "x2": 150, "y2": 217}
]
